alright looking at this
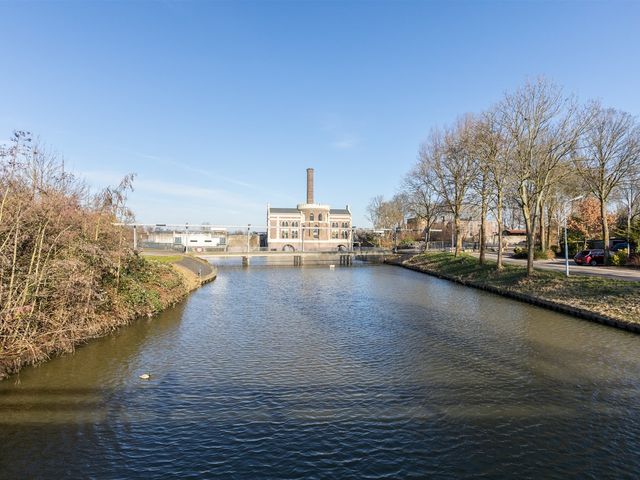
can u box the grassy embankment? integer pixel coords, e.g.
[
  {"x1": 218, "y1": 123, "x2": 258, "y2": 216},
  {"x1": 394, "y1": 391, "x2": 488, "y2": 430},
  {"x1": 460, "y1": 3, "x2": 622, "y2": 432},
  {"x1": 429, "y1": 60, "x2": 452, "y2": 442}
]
[
  {"x1": 0, "y1": 133, "x2": 215, "y2": 379},
  {"x1": 0, "y1": 254, "x2": 202, "y2": 380},
  {"x1": 398, "y1": 252, "x2": 640, "y2": 330}
]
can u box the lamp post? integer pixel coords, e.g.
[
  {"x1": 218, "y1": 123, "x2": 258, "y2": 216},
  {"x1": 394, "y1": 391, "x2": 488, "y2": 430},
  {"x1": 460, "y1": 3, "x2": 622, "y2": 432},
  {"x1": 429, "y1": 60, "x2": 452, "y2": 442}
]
[
  {"x1": 247, "y1": 224, "x2": 251, "y2": 252},
  {"x1": 133, "y1": 225, "x2": 137, "y2": 250},
  {"x1": 185, "y1": 222, "x2": 189, "y2": 253},
  {"x1": 351, "y1": 226, "x2": 356, "y2": 252},
  {"x1": 393, "y1": 226, "x2": 400, "y2": 252},
  {"x1": 564, "y1": 195, "x2": 583, "y2": 277}
]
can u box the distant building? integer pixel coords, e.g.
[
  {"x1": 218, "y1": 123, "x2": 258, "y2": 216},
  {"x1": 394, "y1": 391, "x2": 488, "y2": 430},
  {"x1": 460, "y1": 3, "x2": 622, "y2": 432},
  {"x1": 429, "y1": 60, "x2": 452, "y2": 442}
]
[
  {"x1": 501, "y1": 229, "x2": 527, "y2": 246},
  {"x1": 142, "y1": 227, "x2": 227, "y2": 252},
  {"x1": 267, "y1": 168, "x2": 352, "y2": 251},
  {"x1": 407, "y1": 216, "x2": 499, "y2": 244}
]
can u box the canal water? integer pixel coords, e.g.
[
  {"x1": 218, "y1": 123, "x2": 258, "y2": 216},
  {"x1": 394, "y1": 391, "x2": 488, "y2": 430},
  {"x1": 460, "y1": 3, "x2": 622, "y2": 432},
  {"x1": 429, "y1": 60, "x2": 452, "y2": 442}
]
[{"x1": 1, "y1": 264, "x2": 640, "y2": 479}]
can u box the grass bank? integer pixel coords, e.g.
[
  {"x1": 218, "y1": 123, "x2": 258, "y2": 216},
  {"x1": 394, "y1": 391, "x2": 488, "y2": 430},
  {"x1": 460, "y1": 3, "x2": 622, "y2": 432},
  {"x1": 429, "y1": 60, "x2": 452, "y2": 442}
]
[
  {"x1": 0, "y1": 134, "x2": 218, "y2": 380},
  {"x1": 0, "y1": 254, "x2": 210, "y2": 380},
  {"x1": 392, "y1": 252, "x2": 640, "y2": 332}
]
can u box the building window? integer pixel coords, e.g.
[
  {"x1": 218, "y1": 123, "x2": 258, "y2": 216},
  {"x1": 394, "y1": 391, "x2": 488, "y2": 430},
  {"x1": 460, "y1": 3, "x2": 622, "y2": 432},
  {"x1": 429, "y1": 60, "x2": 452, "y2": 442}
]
[
  {"x1": 331, "y1": 222, "x2": 338, "y2": 228},
  {"x1": 282, "y1": 221, "x2": 289, "y2": 227},
  {"x1": 314, "y1": 225, "x2": 319, "y2": 238},
  {"x1": 318, "y1": 213, "x2": 323, "y2": 221},
  {"x1": 332, "y1": 230, "x2": 338, "y2": 239},
  {"x1": 292, "y1": 221, "x2": 298, "y2": 227},
  {"x1": 292, "y1": 230, "x2": 298, "y2": 239},
  {"x1": 282, "y1": 231, "x2": 289, "y2": 239},
  {"x1": 342, "y1": 222, "x2": 349, "y2": 228},
  {"x1": 310, "y1": 213, "x2": 314, "y2": 221}
]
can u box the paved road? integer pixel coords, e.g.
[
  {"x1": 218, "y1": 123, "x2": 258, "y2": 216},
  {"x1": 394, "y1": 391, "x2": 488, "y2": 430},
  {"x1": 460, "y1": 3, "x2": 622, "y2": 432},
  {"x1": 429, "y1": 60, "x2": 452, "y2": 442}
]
[
  {"x1": 176, "y1": 256, "x2": 215, "y2": 279},
  {"x1": 141, "y1": 251, "x2": 216, "y2": 279},
  {"x1": 468, "y1": 251, "x2": 640, "y2": 282}
]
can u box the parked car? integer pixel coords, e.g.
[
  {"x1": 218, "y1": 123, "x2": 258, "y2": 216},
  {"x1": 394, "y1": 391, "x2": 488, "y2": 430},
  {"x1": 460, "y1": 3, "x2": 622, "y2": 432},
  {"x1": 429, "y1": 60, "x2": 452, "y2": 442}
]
[
  {"x1": 611, "y1": 242, "x2": 629, "y2": 252},
  {"x1": 574, "y1": 249, "x2": 606, "y2": 266}
]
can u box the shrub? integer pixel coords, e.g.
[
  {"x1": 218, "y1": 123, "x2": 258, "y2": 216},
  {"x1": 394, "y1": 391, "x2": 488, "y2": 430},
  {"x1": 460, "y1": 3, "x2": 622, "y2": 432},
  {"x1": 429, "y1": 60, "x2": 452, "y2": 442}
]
[
  {"x1": 0, "y1": 131, "x2": 182, "y2": 378},
  {"x1": 512, "y1": 248, "x2": 555, "y2": 260},
  {"x1": 610, "y1": 250, "x2": 629, "y2": 266}
]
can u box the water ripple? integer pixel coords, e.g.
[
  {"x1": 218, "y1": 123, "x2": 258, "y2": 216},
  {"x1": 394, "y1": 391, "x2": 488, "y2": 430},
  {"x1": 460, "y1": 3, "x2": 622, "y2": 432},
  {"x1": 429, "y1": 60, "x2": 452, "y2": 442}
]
[{"x1": 1, "y1": 265, "x2": 640, "y2": 479}]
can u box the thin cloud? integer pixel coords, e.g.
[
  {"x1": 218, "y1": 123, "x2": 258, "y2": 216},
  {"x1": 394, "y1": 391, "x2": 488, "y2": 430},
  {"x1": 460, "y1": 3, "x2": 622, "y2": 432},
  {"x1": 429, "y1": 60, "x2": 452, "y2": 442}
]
[
  {"x1": 82, "y1": 171, "x2": 264, "y2": 210},
  {"x1": 112, "y1": 148, "x2": 255, "y2": 189},
  {"x1": 331, "y1": 136, "x2": 359, "y2": 150},
  {"x1": 320, "y1": 114, "x2": 361, "y2": 150}
]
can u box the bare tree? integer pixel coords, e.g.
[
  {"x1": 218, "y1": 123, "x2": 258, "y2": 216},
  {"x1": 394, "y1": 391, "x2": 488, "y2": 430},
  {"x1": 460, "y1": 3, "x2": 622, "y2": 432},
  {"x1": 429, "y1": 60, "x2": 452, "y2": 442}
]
[
  {"x1": 574, "y1": 104, "x2": 640, "y2": 263},
  {"x1": 402, "y1": 157, "x2": 443, "y2": 249},
  {"x1": 366, "y1": 195, "x2": 383, "y2": 228},
  {"x1": 474, "y1": 108, "x2": 513, "y2": 269},
  {"x1": 497, "y1": 78, "x2": 590, "y2": 275},
  {"x1": 366, "y1": 194, "x2": 406, "y2": 230},
  {"x1": 617, "y1": 174, "x2": 640, "y2": 251},
  {"x1": 471, "y1": 114, "x2": 499, "y2": 264},
  {"x1": 425, "y1": 116, "x2": 478, "y2": 256}
]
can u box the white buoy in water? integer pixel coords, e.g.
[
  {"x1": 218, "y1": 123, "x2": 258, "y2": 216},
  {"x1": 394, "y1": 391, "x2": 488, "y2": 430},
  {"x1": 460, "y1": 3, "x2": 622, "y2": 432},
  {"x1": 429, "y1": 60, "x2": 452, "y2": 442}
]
[
  {"x1": 139, "y1": 373, "x2": 151, "y2": 380},
  {"x1": 329, "y1": 264, "x2": 335, "y2": 270}
]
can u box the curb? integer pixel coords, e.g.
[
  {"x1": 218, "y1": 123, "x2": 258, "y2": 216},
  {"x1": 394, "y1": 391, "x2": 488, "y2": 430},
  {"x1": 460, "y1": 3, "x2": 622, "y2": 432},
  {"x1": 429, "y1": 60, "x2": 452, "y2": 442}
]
[{"x1": 389, "y1": 260, "x2": 640, "y2": 334}]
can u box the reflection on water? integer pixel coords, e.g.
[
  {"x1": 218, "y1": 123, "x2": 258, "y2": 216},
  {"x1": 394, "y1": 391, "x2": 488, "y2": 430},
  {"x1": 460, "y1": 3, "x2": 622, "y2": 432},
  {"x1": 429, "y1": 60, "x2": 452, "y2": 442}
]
[{"x1": 1, "y1": 264, "x2": 640, "y2": 479}]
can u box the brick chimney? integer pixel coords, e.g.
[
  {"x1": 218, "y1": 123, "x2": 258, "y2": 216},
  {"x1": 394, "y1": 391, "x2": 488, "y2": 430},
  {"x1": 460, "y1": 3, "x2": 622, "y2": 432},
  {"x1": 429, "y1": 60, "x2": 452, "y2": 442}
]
[{"x1": 306, "y1": 168, "x2": 314, "y2": 204}]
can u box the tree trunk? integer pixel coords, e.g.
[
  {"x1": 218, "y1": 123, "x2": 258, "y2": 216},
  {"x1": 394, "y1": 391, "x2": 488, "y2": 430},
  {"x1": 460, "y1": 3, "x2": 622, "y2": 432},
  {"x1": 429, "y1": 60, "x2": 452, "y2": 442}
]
[
  {"x1": 479, "y1": 178, "x2": 488, "y2": 265},
  {"x1": 454, "y1": 215, "x2": 462, "y2": 256},
  {"x1": 546, "y1": 205, "x2": 553, "y2": 251},
  {"x1": 496, "y1": 192, "x2": 504, "y2": 270},
  {"x1": 539, "y1": 204, "x2": 547, "y2": 252},
  {"x1": 523, "y1": 206, "x2": 535, "y2": 276}
]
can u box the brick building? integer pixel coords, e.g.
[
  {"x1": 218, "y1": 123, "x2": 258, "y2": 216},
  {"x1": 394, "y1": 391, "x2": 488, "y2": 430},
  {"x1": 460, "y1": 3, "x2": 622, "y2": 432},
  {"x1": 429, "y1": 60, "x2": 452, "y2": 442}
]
[{"x1": 267, "y1": 168, "x2": 352, "y2": 251}]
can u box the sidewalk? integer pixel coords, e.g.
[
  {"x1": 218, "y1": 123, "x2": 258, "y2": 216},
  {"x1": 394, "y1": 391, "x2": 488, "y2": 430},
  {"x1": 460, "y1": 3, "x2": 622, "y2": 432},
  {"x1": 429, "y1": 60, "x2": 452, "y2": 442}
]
[{"x1": 467, "y1": 251, "x2": 640, "y2": 282}]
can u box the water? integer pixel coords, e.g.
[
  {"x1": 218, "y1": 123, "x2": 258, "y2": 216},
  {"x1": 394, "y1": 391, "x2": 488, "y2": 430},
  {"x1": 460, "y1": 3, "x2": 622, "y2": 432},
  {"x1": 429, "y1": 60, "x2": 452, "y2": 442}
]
[{"x1": 1, "y1": 264, "x2": 640, "y2": 479}]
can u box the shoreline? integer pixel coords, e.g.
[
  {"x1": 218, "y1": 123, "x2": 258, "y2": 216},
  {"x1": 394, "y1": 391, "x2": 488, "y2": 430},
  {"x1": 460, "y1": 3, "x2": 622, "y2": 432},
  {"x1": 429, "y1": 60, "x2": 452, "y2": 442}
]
[
  {"x1": 386, "y1": 254, "x2": 640, "y2": 334},
  {"x1": 0, "y1": 254, "x2": 216, "y2": 380}
]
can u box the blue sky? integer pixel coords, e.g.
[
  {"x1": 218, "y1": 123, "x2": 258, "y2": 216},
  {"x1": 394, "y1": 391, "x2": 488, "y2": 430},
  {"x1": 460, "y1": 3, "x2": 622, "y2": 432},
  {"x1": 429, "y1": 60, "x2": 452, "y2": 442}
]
[{"x1": 1, "y1": 0, "x2": 639, "y2": 228}]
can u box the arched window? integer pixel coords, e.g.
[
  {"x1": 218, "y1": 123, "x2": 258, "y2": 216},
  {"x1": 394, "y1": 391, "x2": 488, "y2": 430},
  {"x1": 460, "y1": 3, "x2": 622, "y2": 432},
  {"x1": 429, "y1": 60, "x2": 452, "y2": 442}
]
[
  {"x1": 318, "y1": 213, "x2": 323, "y2": 221},
  {"x1": 310, "y1": 213, "x2": 314, "y2": 221}
]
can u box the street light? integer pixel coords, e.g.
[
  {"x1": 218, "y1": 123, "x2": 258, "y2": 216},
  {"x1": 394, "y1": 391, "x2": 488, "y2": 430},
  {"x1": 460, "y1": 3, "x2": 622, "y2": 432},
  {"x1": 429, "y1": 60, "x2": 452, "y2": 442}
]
[{"x1": 564, "y1": 195, "x2": 583, "y2": 277}]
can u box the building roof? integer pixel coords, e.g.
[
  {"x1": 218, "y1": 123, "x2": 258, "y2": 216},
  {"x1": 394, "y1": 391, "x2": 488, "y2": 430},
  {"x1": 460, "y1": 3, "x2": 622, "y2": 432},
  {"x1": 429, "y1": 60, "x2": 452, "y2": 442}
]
[
  {"x1": 269, "y1": 207, "x2": 300, "y2": 214},
  {"x1": 330, "y1": 208, "x2": 350, "y2": 215}
]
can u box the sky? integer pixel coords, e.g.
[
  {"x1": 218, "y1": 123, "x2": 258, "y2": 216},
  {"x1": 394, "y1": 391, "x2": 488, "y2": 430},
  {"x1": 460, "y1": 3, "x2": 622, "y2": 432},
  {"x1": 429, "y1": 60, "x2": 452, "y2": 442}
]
[{"x1": 1, "y1": 0, "x2": 639, "y2": 228}]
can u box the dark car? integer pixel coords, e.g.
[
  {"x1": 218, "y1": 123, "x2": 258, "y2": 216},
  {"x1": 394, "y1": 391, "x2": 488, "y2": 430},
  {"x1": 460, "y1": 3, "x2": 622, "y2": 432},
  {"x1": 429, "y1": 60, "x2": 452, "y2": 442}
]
[
  {"x1": 574, "y1": 249, "x2": 605, "y2": 266},
  {"x1": 611, "y1": 242, "x2": 629, "y2": 252}
]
